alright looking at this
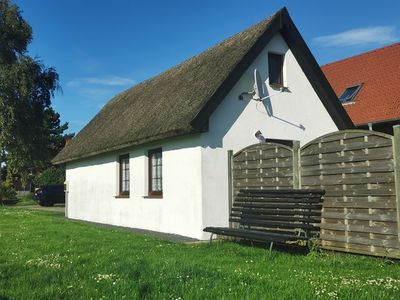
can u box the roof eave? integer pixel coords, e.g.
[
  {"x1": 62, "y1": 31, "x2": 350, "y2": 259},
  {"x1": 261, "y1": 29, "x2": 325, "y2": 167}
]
[
  {"x1": 51, "y1": 127, "x2": 205, "y2": 165},
  {"x1": 356, "y1": 117, "x2": 400, "y2": 127}
]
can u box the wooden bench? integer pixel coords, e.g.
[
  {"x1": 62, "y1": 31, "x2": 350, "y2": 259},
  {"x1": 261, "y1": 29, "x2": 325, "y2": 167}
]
[{"x1": 204, "y1": 189, "x2": 325, "y2": 251}]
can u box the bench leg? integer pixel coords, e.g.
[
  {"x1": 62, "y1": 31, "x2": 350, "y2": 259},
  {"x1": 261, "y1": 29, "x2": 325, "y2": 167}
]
[
  {"x1": 269, "y1": 242, "x2": 274, "y2": 254},
  {"x1": 209, "y1": 233, "x2": 214, "y2": 245}
]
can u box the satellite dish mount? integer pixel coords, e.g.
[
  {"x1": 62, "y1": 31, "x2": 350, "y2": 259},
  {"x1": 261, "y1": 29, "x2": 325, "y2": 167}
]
[
  {"x1": 239, "y1": 69, "x2": 264, "y2": 101},
  {"x1": 253, "y1": 69, "x2": 265, "y2": 101},
  {"x1": 239, "y1": 68, "x2": 290, "y2": 101}
]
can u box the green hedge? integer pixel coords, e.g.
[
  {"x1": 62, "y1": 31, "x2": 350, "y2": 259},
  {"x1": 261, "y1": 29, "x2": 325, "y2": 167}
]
[
  {"x1": 35, "y1": 167, "x2": 65, "y2": 187},
  {"x1": 0, "y1": 181, "x2": 17, "y2": 200}
]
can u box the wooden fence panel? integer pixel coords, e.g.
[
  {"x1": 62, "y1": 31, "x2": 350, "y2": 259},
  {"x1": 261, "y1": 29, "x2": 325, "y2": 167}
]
[
  {"x1": 300, "y1": 130, "x2": 400, "y2": 258},
  {"x1": 232, "y1": 142, "x2": 295, "y2": 194}
]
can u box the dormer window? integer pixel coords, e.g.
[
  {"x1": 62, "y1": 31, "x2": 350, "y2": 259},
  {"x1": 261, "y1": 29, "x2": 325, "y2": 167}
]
[
  {"x1": 268, "y1": 53, "x2": 284, "y2": 87},
  {"x1": 339, "y1": 84, "x2": 362, "y2": 103}
]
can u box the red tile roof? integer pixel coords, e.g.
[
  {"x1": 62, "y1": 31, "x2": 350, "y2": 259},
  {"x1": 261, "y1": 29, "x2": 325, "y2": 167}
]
[{"x1": 321, "y1": 43, "x2": 400, "y2": 125}]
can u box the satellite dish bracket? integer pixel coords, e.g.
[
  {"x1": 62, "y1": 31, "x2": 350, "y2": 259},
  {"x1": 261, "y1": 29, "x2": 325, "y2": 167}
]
[{"x1": 239, "y1": 69, "x2": 290, "y2": 101}]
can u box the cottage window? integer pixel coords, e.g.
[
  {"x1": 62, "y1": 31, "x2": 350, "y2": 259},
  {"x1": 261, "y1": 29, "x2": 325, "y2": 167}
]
[
  {"x1": 119, "y1": 154, "x2": 130, "y2": 197},
  {"x1": 148, "y1": 148, "x2": 162, "y2": 197},
  {"x1": 339, "y1": 84, "x2": 362, "y2": 103},
  {"x1": 268, "y1": 52, "x2": 284, "y2": 87}
]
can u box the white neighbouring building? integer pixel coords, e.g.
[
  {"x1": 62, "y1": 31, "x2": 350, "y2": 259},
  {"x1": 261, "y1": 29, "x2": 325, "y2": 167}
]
[{"x1": 53, "y1": 8, "x2": 353, "y2": 240}]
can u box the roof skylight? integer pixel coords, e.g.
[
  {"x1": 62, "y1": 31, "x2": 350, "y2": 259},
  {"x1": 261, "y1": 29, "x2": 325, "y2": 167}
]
[{"x1": 339, "y1": 84, "x2": 362, "y2": 103}]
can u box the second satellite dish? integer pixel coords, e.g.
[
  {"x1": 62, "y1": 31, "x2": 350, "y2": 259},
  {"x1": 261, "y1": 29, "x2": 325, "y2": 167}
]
[{"x1": 253, "y1": 69, "x2": 265, "y2": 100}]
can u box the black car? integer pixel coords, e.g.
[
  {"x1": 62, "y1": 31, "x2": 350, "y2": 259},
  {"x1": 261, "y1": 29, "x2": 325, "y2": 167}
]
[{"x1": 35, "y1": 184, "x2": 65, "y2": 206}]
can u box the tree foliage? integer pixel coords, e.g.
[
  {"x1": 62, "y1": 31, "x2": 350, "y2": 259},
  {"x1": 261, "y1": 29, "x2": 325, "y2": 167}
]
[
  {"x1": 0, "y1": 0, "x2": 70, "y2": 191},
  {"x1": 0, "y1": 180, "x2": 16, "y2": 200},
  {"x1": 0, "y1": 52, "x2": 65, "y2": 181},
  {"x1": 34, "y1": 166, "x2": 65, "y2": 187},
  {"x1": 0, "y1": 0, "x2": 32, "y2": 64}
]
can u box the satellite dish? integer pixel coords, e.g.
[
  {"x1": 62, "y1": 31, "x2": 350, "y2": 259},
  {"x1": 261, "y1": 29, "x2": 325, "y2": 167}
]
[{"x1": 253, "y1": 69, "x2": 265, "y2": 100}]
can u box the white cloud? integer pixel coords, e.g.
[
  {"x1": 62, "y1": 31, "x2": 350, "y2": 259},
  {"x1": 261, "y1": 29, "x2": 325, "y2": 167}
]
[
  {"x1": 68, "y1": 75, "x2": 135, "y2": 87},
  {"x1": 66, "y1": 75, "x2": 135, "y2": 110},
  {"x1": 313, "y1": 26, "x2": 398, "y2": 47},
  {"x1": 79, "y1": 88, "x2": 112, "y2": 100},
  {"x1": 69, "y1": 119, "x2": 87, "y2": 127}
]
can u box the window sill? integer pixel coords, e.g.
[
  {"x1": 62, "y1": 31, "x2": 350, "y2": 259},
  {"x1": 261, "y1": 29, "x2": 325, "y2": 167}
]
[
  {"x1": 269, "y1": 83, "x2": 283, "y2": 90},
  {"x1": 115, "y1": 195, "x2": 130, "y2": 199},
  {"x1": 143, "y1": 195, "x2": 163, "y2": 199},
  {"x1": 341, "y1": 101, "x2": 356, "y2": 106}
]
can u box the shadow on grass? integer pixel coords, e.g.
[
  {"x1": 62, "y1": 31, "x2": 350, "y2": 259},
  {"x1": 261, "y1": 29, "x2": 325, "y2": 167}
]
[{"x1": 212, "y1": 238, "x2": 309, "y2": 256}]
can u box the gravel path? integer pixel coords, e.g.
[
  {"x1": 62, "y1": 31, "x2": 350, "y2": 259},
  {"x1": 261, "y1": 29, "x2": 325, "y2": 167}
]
[{"x1": 12, "y1": 204, "x2": 65, "y2": 213}]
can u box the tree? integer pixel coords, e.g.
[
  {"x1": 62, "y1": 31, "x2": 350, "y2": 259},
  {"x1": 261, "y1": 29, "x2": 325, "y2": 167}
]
[
  {"x1": 1, "y1": 56, "x2": 60, "y2": 181},
  {"x1": 0, "y1": 0, "x2": 32, "y2": 64},
  {"x1": 5, "y1": 106, "x2": 73, "y2": 185},
  {"x1": 43, "y1": 107, "x2": 73, "y2": 160},
  {"x1": 0, "y1": 0, "x2": 68, "y2": 201}
]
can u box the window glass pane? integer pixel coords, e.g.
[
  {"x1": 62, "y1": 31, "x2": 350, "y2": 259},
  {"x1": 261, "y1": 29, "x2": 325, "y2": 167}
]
[
  {"x1": 157, "y1": 165, "x2": 161, "y2": 178},
  {"x1": 268, "y1": 53, "x2": 283, "y2": 86},
  {"x1": 155, "y1": 179, "x2": 161, "y2": 191},
  {"x1": 119, "y1": 155, "x2": 130, "y2": 195},
  {"x1": 157, "y1": 153, "x2": 162, "y2": 164},
  {"x1": 152, "y1": 179, "x2": 157, "y2": 190},
  {"x1": 149, "y1": 149, "x2": 162, "y2": 194},
  {"x1": 154, "y1": 181, "x2": 158, "y2": 191},
  {"x1": 339, "y1": 85, "x2": 361, "y2": 102}
]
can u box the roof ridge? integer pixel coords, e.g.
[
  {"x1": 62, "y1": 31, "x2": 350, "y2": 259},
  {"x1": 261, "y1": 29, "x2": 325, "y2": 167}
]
[
  {"x1": 121, "y1": 10, "x2": 282, "y2": 91},
  {"x1": 321, "y1": 42, "x2": 400, "y2": 68},
  {"x1": 105, "y1": 10, "x2": 282, "y2": 108},
  {"x1": 102, "y1": 10, "x2": 283, "y2": 110}
]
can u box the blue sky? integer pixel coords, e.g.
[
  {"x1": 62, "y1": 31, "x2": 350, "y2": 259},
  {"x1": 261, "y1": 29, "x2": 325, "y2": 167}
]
[{"x1": 14, "y1": 0, "x2": 400, "y2": 134}]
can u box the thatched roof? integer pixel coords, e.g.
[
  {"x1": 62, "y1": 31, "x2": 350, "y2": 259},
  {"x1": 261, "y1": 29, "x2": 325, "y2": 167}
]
[{"x1": 53, "y1": 8, "x2": 353, "y2": 164}]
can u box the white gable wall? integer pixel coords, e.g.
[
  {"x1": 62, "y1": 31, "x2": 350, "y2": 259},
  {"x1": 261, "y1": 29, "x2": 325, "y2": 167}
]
[{"x1": 200, "y1": 33, "x2": 338, "y2": 238}]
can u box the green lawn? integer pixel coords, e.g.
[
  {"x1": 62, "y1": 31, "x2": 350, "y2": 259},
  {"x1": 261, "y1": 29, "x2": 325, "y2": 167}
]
[
  {"x1": 15, "y1": 193, "x2": 37, "y2": 206},
  {"x1": 0, "y1": 208, "x2": 399, "y2": 299}
]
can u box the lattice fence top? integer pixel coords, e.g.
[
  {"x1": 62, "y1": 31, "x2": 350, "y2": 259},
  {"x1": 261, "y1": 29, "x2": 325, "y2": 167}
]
[{"x1": 232, "y1": 143, "x2": 295, "y2": 193}]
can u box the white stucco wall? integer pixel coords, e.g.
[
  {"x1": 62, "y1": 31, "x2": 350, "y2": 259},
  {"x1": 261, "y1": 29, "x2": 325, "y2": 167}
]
[
  {"x1": 66, "y1": 135, "x2": 205, "y2": 239},
  {"x1": 200, "y1": 33, "x2": 338, "y2": 238},
  {"x1": 66, "y1": 33, "x2": 340, "y2": 240}
]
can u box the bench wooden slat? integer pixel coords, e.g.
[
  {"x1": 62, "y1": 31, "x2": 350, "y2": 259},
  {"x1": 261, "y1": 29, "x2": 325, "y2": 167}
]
[
  {"x1": 231, "y1": 207, "x2": 322, "y2": 216},
  {"x1": 235, "y1": 196, "x2": 323, "y2": 203},
  {"x1": 237, "y1": 193, "x2": 324, "y2": 199},
  {"x1": 239, "y1": 189, "x2": 325, "y2": 195},
  {"x1": 230, "y1": 213, "x2": 320, "y2": 223},
  {"x1": 230, "y1": 218, "x2": 319, "y2": 230},
  {"x1": 233, "y1": 202, "x2": 323, "y2": 210},
  {"x1": 237, "y1": 189, "x2": 325, "y2": 199}
]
